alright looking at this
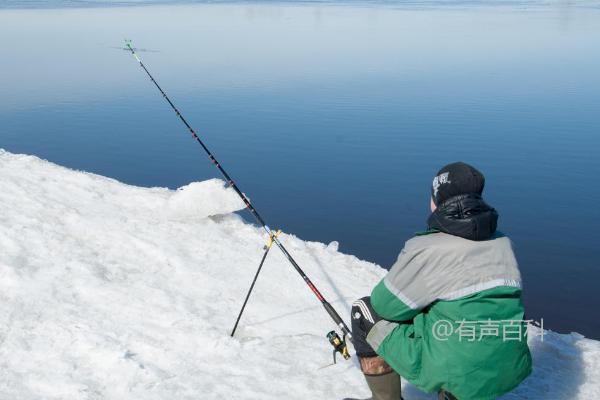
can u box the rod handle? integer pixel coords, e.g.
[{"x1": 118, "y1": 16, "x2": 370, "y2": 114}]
[{"x1": 323, "y1": 300, "x2": 353, "y2": 342}]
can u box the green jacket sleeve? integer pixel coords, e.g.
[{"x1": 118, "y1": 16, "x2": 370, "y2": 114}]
[{"x1": 371, "y1": 278, "x2": 421, "y2": 322}]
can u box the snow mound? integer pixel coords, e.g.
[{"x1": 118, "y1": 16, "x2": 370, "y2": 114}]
[
  {"x1": 166, "y1": 180, "x2": 246, "y2": 221},
  {"x1": 0, "y1": 149, "x2": 599, "y2": 400}
]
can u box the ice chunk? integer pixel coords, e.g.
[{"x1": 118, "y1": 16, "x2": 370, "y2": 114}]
[{"x1": 167, "y1": 179, "x2": 246, "y2": 220}]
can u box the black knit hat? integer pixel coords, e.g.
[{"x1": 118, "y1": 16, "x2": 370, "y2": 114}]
[{"x1": 431, "y1": 162, "x2": 485, "y2": 205}]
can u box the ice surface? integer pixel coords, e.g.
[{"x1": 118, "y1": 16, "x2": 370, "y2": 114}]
[
  {"x1": 0, "y1": 149, "x2": 598, "y2": 399},
  {"x1": 3, "y1": 0, "x2": 600, "y2": 10}
]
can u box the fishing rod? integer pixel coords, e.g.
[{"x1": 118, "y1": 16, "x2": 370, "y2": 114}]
[{"x1": 124, "y1": 40, "x2": 352, "y2": 358}]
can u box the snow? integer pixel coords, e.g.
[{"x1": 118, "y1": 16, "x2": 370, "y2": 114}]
[{"x1": 0, "y1": 149, "x2": 598, "y2": 399}]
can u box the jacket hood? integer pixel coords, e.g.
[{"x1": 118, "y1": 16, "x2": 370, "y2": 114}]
[{"x1": 427, "y1": 193, "x2": 498, "y2": 241}]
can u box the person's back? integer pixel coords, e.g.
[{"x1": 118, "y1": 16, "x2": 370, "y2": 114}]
[{"x1": 351, "y1": 162, "x2": 532, "y2": 400}]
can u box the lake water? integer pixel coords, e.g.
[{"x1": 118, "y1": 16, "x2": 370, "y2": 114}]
[{"x1": 1, "y1": 1, "x2": 599, "y2": 339}]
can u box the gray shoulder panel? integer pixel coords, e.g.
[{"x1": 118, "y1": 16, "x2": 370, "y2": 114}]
[{"x1": 384, "y1": 233, "x2": 521, "y2": 309}]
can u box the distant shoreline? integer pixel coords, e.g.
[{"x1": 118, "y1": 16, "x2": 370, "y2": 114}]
[{"x1": 3, "y1": 0, "x2": 599, "y2": 11}]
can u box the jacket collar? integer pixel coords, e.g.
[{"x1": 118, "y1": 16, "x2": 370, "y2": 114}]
[{"x1": 427, "y1": 193, "x2": 498, "y2": 241}]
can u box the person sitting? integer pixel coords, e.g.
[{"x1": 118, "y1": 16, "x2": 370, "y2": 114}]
[{"x1": 351, "y1": 162, "x2": 532, "y2": 400}]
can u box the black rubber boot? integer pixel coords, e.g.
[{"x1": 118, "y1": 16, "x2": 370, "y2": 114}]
[{"x1": 364, "y1": 371, "x2": 402, "y2": 400}]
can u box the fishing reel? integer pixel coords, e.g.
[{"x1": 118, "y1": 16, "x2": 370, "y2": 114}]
[{"x1": 327, "y1": 330, "x2": 350, "y2": 364}]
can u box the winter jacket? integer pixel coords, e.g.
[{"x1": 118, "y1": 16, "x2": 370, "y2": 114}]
[{"x1": 366, "y1": 194, "x2": 532, "y2": 400}]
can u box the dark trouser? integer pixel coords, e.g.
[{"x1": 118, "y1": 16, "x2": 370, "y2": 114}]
[
  {"x1": 352, "y1": 296, "x2": 458, "y2": 400},
  {"x1": 351, "y1": 297, "x2": 382, "y2": 359},
  {"x1": 438, "y1": 391, "x2": 458, "y2": 400}
]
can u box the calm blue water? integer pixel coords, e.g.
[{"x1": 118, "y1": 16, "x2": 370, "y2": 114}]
[{"x1": 1, "y1": 1, "x2": 599, "y2": 338}]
